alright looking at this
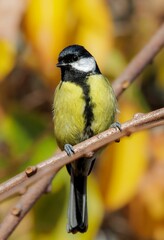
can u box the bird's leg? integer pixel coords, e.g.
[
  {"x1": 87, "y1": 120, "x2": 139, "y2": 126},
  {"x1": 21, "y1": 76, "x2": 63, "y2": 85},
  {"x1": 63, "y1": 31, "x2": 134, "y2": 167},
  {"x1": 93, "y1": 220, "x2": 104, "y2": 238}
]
[
  {"x1": 110, "y1": 122, "x2": 122, "y2": 143},
  {"x1": 110, "y1": 121, "x2": 122, "y2": 132},
  {"x1": 64, "y1": 144, "x2": 75, "y2": 156}
]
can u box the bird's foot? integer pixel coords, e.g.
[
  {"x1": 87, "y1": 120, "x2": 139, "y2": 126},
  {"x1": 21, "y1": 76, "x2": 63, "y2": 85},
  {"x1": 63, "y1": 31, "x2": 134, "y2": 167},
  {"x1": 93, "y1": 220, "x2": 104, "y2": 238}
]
[
  {"x1": 110, "y1": 121, "x2": 122, "y2": 143},
  {"x1": 110, "y1": 121, "x2": 122, "y2": 132},
  {"x1": 64, "y1": 144, "x2": 75, "y2": 156}
]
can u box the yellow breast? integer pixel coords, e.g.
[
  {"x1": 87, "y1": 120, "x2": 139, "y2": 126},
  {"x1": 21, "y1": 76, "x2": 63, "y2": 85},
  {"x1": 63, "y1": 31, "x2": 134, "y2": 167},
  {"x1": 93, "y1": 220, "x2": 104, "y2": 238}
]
[
  {"x1": 53, "y1": 81, "x2": 85, "y2": 149},
  {"x1": 53, "y1": 75, "x2": 116, "y2": 150},
  {"x1": 88, "y1": 75, "x2": 116, "y2": 134}
]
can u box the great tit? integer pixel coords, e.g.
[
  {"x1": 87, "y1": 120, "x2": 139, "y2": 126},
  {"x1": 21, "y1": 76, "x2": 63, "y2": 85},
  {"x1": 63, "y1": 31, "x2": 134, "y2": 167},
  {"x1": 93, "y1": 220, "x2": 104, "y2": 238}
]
[{"x1": 53, "y1": 45, "x2": 117, "y2": 233}]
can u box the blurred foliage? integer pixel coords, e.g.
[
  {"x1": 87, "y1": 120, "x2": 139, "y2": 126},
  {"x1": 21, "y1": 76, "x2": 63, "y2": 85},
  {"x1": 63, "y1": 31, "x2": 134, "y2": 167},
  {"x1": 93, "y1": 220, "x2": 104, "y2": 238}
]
[
  {"x1": 0, "y1": 0, "x2": 164, "y2": 239},
  {"x1": 97, "y1": 99, "x2": 149, "y2": 210}
]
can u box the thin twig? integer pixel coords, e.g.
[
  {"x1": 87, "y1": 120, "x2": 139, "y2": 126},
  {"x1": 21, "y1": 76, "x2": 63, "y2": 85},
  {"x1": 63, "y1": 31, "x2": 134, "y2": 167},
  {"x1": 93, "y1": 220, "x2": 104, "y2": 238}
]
[{"x1": 112, "y1": 23, "x2": 164, "y2": 97}]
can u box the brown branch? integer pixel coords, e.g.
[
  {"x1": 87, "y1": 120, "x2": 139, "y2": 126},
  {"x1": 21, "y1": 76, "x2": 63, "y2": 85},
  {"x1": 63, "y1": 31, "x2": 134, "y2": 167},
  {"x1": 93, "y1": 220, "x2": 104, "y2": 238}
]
[
  {"x1": 112, "y1": 23, "x2": 164, "y2": 97},
  {"x1": 0, "y1": 108, "x2": 164, "y2": 239},
  {"x1": 0, "y1": 108, "x2": 164, "y2": 202},
  {"x1": 0, "y1": 173, "x2": 55, "y2": 240},
  {"x1": 0, "y1": 24, "x2": 164, "y2": 238}
]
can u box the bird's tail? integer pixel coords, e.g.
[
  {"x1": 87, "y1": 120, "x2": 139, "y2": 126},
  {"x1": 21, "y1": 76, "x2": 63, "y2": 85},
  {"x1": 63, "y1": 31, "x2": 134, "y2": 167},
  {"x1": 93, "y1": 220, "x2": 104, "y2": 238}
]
[{"x1": 67, "y1": 171, "x2": 88, "y2": 233}]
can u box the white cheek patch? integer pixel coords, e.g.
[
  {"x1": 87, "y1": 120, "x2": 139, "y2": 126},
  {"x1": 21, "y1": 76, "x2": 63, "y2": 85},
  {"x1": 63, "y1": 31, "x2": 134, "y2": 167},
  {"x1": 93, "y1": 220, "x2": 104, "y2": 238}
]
[{"x1": 70, "y1": 57, "x2": 96, "y2": 72}]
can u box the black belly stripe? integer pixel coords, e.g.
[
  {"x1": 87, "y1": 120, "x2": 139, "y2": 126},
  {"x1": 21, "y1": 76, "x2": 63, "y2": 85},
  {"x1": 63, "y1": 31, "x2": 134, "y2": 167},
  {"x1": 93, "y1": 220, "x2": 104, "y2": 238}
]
[{"x1": 81, "y1": 81, "x2": 94, "y2": 138}]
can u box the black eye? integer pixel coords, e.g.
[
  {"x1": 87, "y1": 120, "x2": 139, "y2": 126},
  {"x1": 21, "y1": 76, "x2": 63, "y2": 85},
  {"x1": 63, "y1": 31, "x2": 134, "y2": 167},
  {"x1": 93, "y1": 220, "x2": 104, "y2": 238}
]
[{"x1": 72, "y1": 55, "x2": 78, "y2": 61}]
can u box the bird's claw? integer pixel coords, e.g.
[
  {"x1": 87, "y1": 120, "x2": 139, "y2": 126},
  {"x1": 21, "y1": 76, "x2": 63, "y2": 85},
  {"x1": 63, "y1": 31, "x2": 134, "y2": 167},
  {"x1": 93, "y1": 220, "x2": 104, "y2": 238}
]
[
  {"x1": 110, "y1": 121, "x2": 122, "y2": 132},
  {"x1": 64, "y1": 144, "x2": 75, "y2": 156}
]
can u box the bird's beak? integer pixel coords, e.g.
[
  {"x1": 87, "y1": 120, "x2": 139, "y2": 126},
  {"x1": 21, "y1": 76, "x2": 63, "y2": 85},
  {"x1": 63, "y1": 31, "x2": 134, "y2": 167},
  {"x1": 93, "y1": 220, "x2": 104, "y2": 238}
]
[{"x1": 56, "y1": 62, "x2": 66, "y2": 67}]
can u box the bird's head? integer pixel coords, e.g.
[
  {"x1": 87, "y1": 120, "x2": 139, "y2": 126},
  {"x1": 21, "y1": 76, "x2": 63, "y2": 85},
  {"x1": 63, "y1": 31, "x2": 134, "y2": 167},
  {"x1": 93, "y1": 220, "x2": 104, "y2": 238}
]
[{"x1": 56, "y1": 45, "x2": 99, "y2": 74}]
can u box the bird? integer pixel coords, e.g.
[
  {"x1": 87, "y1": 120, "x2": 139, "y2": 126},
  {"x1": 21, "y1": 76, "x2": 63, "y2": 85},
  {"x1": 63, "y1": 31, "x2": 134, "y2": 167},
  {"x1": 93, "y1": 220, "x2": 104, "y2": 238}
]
[{"x1": 53, "y1": 44, "x2": 118, "y2": 234}]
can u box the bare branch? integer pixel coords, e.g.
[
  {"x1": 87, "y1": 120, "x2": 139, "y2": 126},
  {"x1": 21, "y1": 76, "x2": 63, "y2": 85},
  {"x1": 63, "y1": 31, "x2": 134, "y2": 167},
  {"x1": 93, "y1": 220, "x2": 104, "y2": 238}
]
[
  {"x1": 0, "y1": 108, "x2": 163, "y2": 238},
  {"x1": 112, "y1": 23, "x2": 164, "y2": 97},
  {"x1": 0, "y1": 108, "x2": 164, "y2": 202},
  {"x1": 0, "y1": 174, "x2": 55, "y2": 240}
]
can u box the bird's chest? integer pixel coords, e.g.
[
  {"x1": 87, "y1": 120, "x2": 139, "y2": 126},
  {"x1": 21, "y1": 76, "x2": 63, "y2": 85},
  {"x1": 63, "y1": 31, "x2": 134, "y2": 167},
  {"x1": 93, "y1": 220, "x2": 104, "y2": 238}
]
[
  {"x1": 54, "y1": 82, "x2": 86, "y2": 148},
  {"x1": 53, "y1": 76, "x2": 115, "y2": 149}
]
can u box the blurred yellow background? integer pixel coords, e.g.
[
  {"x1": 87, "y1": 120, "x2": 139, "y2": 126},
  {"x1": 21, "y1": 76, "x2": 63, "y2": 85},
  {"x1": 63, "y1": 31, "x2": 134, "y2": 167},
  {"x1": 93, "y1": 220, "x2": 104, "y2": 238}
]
[{"x1": 0, "y1": 0, "x2": 164, "y2": 239}]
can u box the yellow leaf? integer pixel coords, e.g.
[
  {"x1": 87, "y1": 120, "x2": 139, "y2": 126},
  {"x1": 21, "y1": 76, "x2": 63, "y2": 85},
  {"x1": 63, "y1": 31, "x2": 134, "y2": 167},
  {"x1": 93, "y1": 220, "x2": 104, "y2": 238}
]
[
  {"x1": 97, "y1": 100, "x2": 149, "y2": 210},
  {"x1": 106, "y1": 131, "x2": 148, "y2": 210},
  {"x1": 73, "y1": 0, "x2": 114, "y2": 71},
  {"x1": 0, "y1": 41, "x2": 15, "y2": 80},
  {"x1": 23, "y1": 0, "x2": 69, "y2": 86}
]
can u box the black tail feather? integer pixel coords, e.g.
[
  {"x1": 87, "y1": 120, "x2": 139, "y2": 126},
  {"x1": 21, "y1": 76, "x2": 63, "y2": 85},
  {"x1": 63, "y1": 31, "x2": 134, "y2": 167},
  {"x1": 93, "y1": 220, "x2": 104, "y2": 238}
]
[{"x1": 67, "y1": 172, "x2": 88, "y2": 233}]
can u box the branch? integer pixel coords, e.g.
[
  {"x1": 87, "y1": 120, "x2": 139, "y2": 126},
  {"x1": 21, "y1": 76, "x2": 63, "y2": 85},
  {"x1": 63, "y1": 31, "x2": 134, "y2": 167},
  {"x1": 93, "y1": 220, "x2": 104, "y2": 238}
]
[
  {"x1": 0, "y1": 108, "x2": 164, "y2": 239},
  {"x1": 0, "y1": 173, "x2": 55, "y2": 239},
  {"x1": 112, "y1": 23, "x2": 164, "y2": 97},
  {"x1": 0, "y1": 108, "x2": 164, "y2": 202}
]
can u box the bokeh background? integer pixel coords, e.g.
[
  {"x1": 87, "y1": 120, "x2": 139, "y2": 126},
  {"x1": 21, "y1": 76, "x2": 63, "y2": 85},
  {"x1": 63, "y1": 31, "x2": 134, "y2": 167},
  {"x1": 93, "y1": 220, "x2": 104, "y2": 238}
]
[{"x1": 0, "y1": 0, "x2": 164, "y2": 239}]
